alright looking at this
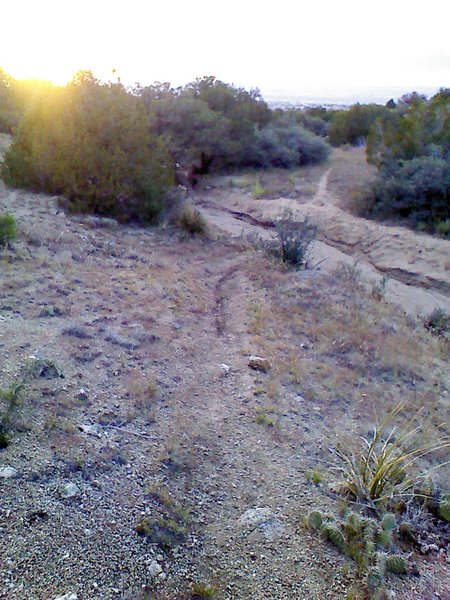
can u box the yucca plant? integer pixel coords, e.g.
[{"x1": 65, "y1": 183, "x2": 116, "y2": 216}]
[{"x1": 332, "y1": 402, "x2": 450, "y2": 512}]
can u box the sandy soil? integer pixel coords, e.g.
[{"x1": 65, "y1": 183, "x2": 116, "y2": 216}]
[{"x1": 196, "y1": 152, "x2": 450, "y2": 317}]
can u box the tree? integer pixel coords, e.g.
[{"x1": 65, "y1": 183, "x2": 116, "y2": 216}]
[
  {"x1": 2, "y1": 72, "x2": 174, "y2": 222},
  {"x1": 328, "y1": 104, "x2": 389, "y2": 146},
  {"x1": 365, "y1": 89, "x2": 450, "y2": 231}
]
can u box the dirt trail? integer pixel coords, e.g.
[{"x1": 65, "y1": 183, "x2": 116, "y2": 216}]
[
  {"x1": 197, "y1": 165, "x2": 450, "y2": 317},
  {"x1": 311, "y1": 168, "x2": 332, "y2": 206},
  {"x1": 1, "y1": 154, "x2": 449, "y2": 598}
]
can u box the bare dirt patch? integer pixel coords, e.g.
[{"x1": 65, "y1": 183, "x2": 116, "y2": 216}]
[{"x1": 197, "y1": 148, "x2": 450, "y2": 316}]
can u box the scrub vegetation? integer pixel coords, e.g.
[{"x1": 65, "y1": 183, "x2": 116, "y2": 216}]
[
  {"x1": 0, "y1": 66, "x2": 448, "y2": 599},
  {"x1": 0, "y1": 69, "x2": 330, "y2": 223}
]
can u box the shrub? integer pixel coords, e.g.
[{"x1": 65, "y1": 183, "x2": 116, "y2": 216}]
[
  {"x1": 365, "y1": 89, "x2": 449, "y2": 232},
  {"x1": 191, "y1": 583, "x2": 216, "y2": 599},
  {"x1": 177, "y1": 203, "x2": 208, "y2": 236},
  {"x1": 254, "y1": 122, "x2": 330, "y2": 168},
  {"x1": 261, "y1": 212, "x2": 317, "y2": 269},
  {"x1": 329, "y1": 104, "x2": 388, "y2": 146},
  {"x1": 252, "y1": 176, "x2": 267, "y2": 198},
  {"x1": 1, "y1": 72, "x2": 174, "y2": 223},
  {"x1": 0, "y1": 380, "x2": 25, "y2": 448},
  {"x1": 370, "y1": 156, "x2": 450, "y2": 228},
  {"x1": 299, "y1": 114, "x2": 329, "y2": 137},
  {"x1": 424, "y1": 308, "x2": 450, "y2": 337},
  {"x1": 331, "y1": 401, "x2": 450, "y2": 511},
  {"x1": 0, "y1": 212, "x2": 17, "y2": 246}
]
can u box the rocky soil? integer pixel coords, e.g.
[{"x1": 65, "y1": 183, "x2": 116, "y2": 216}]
[{"x1": 0, "y1": 143, "x2": 449, "y2": 599}]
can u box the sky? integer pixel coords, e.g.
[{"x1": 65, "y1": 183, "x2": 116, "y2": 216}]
[{"x1": 1, "y1": 0, "x2": 449, "y2": 102}]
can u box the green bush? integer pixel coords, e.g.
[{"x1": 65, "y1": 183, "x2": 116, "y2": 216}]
[
  {"x1": 365, "y1": 89, "x2": 449, "y2": 232},
  {"x1": 0, "y1": 380, "x2": 24, "y2": 448},
  {"x1": 261, "y1": 212, "x2": 317, "y2": 269},
  {"x1": 424, "y1": 308, "x2": 450, "y2": 337},
  {"x1": 371, "y1": 156, "x2": 450, "y2": 227},
  {"x1": 329, "y1": 104, "x2": 388, "y2": 146},
  {"x1": 0, "y1": 67, "x2": 17, "y2": 133},
  {"x1": 254, "y1": 122, "x2": 330, "y2": 168},
  {"x1": 140, "y1": 76, "x2": 271, "y2": 174},
  {"x1": 1, "y1": 72, "x2": 174, "y2": 223},
  {"x1": 0, "y1": 212, "x2": 17, "y2": 246}
]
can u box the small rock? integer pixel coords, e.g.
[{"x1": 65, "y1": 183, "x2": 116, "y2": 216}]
[
  {"x1": 58, "y1": 483, "x2": 80, "y2": 499},
  {"x1": 239, "y1": 507, "x2": 274, "y2": 528},
  {"x1": 220, "y1": 363, "x2": 230, "y2": 375},
  {"x1": 238, "y1": 507, "x2": 285, "y2": 541},
  {"x1": 53, "y1": 594, "x2": 77, "y2": 600},
  {"x1": 148, "y1": 561, "x2": 163, "y2": 578},
  {"x1": 248, "y1": 356, "x2": 270, "y2": 373},
  {"x1": 78, "y1": 424, "x2": 101, "y2": 437},
  {"x1": 0, "y1": 466, "x2": 17, "y2": 478}
]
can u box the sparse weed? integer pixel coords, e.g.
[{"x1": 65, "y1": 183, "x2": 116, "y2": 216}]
[
  {"x1": 191, "y1": 583, "x2": 216, "y2": 598},
  {"x1": 260, "y1": 210, "x2": 317, "y2": 269},
  {"x1": 255, "y1": 407, "x2": 278, "y2": 427},
  {"x1": 305, "y1": 468, "x2": 323, "y2": 484},
  {"x1": 424, "y1": 308, "x2": 449, "y2": 338},
  {"x1": 135, "y1": 515, "x2": 187, "y2": 550},
  {"x1": 334, "y1": 260, "x2": 363, "y2": 285},
  {"x1": 434, "y1": 219, "x2": 450, "y2": 238},
  {"x1": 21, "y1": 357, "x2": 63, "y2": 380},
  {"x1": 252, "y1": 176, "x2": 267, "y2": 199},
  {"x1": 0, "y1": 379, "x2": 25, "y2": 448},
  {"x1": 371, "y1": 276, "x2": 388, "y2": 302},
  {"x1": 0, "y1": 212, "x2": 17, "y2": 247},
  {"x1": 177, "y1": 203, "x2": 208, "y2": 236}
]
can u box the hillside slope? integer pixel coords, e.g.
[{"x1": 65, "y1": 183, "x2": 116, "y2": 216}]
[{"x1": 0, "y1": 147, "x2": 449, "y2": 599}]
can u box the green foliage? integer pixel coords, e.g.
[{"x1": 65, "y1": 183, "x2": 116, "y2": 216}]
[
  {"x1": 0, "y1": 380, "x2": 25, "y2": 448},
  {"x1": 332, "y1": 401, "x2": 450, "y2": 511},
  {"x1": 0, "y1": 67, "x2": 17, "y2": 133},
  {"x1": 438, "y1": 494, "x2": 450, "y2": 522},
  {"x1": 0, "y1": 212, "x2": 17, "y2": 246},
  {"x1": 140, "y1": 76, "x2": 271, "y2": 174},
  {"x1": 140, "y1": 77, "x2": 329, "y2": 175},
  {"x1": 307, "y1": 510, "x2": 405, "y2": 598},
  {"x1": 365, "y1": 89, "x2": 449, "y2": 232},
  {"x1": 307, "y1": 511, "x2": 323, "y2": 530},
  {"x1": 252, "y1": 176, "x2": 267, "y2": 198},
  {"x1": 254, "y1": 120, "x2": 330, "y2": 168},
  {"x1": 1, "y1": 71, "x2": 174, "y2": 223},
  {"x1": 191, "y1": 583, "x2": 216, "y2": 599},
  {"x1": 135, "y1": 515, "x2": 187, "y2": 550},
  {"x1": 434, "y1": 219, "x2": 450, "y2": 238},
  {"x1": 424, "y1": 308, "x2": 450, "y2": 337},
  {"x1": 370, "y1": 156, "x2": 450, "y2": 227},
  {"x1": 329, "y1": 104, "x2": 389, "y2": 146},
  {"x1": 306, "y1": 468, "x2": 323, "y2": 484},
  {"x1": 385, "y1": 555, "x2": 406, "y2": 574}
]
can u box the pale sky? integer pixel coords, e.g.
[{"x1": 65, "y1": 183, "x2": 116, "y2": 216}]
[{"x1": 1, "y1": 0, "x2": 449, "y2": 100}]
